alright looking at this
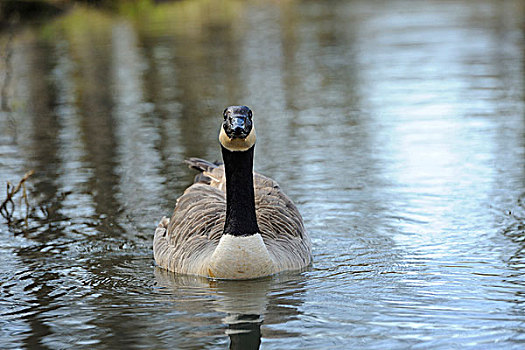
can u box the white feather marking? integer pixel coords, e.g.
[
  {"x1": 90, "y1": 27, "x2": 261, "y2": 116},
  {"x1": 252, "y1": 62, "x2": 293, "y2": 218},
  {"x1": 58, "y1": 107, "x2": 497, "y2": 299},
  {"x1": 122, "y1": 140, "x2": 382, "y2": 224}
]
[
  {"x1": 219, "y1": 127, "x2": 256, "y2": 152},
  {"x1": 207, "y1": 234, "x2": 276, "y2": 279}
]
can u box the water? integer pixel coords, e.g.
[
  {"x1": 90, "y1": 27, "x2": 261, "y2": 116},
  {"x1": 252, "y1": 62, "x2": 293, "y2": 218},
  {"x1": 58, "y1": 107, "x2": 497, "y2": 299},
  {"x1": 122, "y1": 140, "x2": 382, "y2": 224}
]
[{"x1": 1, "y1": 0, "x2": 524, "y2": 348}]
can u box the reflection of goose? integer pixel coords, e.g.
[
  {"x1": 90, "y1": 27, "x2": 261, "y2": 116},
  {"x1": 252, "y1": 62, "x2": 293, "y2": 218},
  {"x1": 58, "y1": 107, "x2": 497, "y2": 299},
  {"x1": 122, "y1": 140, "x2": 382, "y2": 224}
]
[
  {"x1": 154, "y1": 267, "x2": 269, "y2": 350},
  {"x1": 153, "y1": 267, "x2": 305, "y2": 350},
  {"x1": 154, "y1": 106, "x2": 312, "y2": 279}
]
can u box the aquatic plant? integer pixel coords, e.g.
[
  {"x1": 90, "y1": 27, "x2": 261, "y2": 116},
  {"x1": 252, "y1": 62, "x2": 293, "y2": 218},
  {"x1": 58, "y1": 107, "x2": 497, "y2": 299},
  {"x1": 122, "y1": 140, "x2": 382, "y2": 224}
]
[{"x1": 0, "y1": 170, "x2": 34, "y2": 225}]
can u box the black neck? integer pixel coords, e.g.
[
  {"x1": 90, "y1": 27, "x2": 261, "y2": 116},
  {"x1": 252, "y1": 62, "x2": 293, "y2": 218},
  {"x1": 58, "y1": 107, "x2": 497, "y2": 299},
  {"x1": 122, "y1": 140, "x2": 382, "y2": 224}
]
[{"x1": 221, "y1": 145, "x2": 259, "y2": 236}]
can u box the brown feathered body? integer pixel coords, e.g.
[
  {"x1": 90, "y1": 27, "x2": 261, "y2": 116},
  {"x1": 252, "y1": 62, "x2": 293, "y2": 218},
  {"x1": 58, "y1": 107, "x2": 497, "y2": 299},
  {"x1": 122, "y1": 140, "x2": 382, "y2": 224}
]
[{"x1": 153, "y1": 158, "x2": 312, "y2": 278}]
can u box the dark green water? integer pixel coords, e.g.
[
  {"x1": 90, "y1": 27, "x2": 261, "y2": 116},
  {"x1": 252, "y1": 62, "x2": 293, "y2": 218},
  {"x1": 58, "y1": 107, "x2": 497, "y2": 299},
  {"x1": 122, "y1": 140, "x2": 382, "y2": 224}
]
[{"x1": 1, "y1": 0, "x2": 524, "y2": 348}]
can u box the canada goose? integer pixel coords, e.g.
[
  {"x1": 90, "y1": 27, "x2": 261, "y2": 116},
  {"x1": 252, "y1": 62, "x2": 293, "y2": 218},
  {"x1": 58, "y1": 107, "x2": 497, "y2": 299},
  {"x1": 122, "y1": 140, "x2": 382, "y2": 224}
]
[{"x1": 153, "y1": 106, "x2": 312, "y2": 279}]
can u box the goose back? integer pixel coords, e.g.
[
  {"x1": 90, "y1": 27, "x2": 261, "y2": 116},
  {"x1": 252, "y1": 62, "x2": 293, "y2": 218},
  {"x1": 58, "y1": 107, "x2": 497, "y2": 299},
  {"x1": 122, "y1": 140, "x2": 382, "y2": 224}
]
[{"x1": 153, "y1": 160, "x2": 311, "y2": 276}]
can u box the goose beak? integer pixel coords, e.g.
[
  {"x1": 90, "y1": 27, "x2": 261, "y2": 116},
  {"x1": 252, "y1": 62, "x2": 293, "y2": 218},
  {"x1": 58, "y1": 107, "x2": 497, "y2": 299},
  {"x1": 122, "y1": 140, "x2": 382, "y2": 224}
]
[{"x1": 230, "y1": 117, "x2": 247, "y2": 138}]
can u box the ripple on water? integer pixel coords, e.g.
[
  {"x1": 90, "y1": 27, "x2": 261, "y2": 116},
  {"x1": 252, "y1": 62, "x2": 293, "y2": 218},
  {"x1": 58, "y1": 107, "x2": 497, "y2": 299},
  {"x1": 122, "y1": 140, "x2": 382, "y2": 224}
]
[{"x1": 1, "y1": 0, "x2": 525, "y2": 348}]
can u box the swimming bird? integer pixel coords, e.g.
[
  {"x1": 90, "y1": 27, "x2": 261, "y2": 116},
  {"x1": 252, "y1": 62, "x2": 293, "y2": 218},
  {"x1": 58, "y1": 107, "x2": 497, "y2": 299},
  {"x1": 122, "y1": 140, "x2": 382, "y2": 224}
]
[{"x1": 153, "y1": 106, "x2": 312, "y2": 279}]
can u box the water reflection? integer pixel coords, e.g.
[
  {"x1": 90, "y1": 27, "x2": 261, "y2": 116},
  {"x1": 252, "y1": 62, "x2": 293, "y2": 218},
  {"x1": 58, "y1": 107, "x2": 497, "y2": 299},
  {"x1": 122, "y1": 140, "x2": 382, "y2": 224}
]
[
  {"x1": 1, "y1": 0, "x2": 525, "y2": 349},
  {"x1": 154, "y1": 269, "x2": 306, "y2": 350}
]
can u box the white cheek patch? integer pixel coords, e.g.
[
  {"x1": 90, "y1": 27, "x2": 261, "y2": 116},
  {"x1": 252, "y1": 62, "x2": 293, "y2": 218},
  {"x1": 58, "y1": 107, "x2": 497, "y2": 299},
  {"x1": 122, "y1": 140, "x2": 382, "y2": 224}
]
[{"x1": 219, "y1": 127, "x2": 256, "y2": 152}]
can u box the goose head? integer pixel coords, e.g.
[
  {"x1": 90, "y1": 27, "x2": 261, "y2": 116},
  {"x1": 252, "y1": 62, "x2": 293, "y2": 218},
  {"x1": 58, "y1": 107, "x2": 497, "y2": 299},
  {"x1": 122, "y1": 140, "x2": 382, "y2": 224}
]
[{"x1": 219, "y1": 106, "x2": 256, "y2": 152}]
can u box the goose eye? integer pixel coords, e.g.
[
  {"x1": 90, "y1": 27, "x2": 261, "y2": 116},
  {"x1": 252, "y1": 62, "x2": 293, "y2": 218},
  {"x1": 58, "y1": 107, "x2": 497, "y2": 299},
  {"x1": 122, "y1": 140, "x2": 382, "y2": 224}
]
[{"x1": 223, "y1": 108, "x2": 228, "y2": 120}]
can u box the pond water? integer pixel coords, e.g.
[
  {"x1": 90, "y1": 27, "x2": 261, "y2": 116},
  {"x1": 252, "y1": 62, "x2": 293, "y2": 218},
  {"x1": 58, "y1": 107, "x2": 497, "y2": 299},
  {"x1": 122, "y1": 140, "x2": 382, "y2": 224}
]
[{"x1": 1, "y1": 0, "x2": 524, "y2": 348}]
